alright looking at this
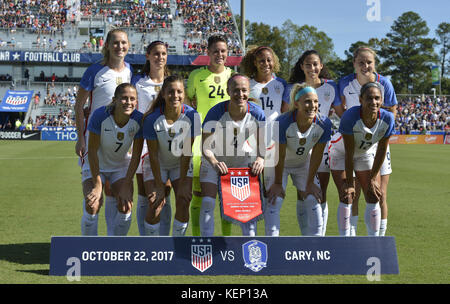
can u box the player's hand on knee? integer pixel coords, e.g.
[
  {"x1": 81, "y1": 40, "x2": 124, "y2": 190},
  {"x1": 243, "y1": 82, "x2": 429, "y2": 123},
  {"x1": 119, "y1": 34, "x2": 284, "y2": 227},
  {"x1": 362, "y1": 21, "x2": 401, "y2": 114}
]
[
  {"x1": 267, "y1": 183, "x2": 285, "y2": 205},
  {"x1": 366, "y1": 179, "x2": 382, "y2": 204},
  {"x1": 305, "y1": 182, "x2": 322, "y2": 203}
]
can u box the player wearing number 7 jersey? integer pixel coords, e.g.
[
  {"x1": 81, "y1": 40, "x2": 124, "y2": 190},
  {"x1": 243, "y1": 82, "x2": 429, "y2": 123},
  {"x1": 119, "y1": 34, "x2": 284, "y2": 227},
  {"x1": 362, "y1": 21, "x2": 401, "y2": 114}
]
[{"x1": 186, "y1": 35, "x2": 234, "y2": 236}]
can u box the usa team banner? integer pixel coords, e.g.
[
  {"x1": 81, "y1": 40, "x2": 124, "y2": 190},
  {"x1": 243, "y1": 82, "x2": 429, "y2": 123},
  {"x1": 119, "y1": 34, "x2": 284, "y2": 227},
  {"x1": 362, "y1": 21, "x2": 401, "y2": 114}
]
[
  {"x1": 49, "y1": 236, "x2": 399, "y2": 276},
  {"x1": 218, "y1": 168, "x2": 264, "y2": 224},
  {"x1": 0, "y1": 90, "x2": 34, "y2": 112}
]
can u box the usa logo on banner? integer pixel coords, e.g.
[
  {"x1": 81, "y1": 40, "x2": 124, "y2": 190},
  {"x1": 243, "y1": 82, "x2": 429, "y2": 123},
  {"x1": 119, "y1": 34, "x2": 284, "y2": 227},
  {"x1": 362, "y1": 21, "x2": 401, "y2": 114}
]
[
  {"x1": 191, "y1": 241, "x2": 213, "y2": 272},
  {"x1": 218, "y1": 167, "x2": 264, "y2": 224}
]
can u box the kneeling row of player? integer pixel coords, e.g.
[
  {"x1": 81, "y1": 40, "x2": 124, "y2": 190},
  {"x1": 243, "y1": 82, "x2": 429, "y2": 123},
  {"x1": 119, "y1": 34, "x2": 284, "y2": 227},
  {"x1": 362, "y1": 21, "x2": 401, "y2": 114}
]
[{"x1": 80, "y1": 74, "x2": 394, "y2": 237}]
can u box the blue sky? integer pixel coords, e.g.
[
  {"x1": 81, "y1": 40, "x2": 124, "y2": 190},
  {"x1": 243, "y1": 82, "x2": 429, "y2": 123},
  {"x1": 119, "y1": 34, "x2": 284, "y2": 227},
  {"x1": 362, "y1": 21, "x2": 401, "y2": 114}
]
[{"x1": 228, "y1": 0, "x2": 449, "y2": 59}]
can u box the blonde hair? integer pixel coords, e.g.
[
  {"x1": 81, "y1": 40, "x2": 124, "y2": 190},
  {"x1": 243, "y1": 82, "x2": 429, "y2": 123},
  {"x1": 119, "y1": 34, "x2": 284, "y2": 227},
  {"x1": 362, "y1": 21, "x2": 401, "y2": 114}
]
[
  {"x1": 101, "y1": 29, "x2": 130, "y2": 65},
  {"x1": 240, "y1": 45, "x2": 280, "y2": 78},
  {"x1": 353, "y1": 45, "x2": 378, "y2": 72},
  {"x1": 288, "y1": 82, "x2": 314, "y2": 112}
]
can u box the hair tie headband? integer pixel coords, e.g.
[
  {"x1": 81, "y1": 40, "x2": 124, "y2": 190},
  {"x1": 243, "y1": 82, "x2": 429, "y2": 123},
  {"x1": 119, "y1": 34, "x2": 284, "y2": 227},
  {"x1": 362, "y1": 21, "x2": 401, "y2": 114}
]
[{"x1": 295, "y1": 86, "x2": 317, "y2": 101}]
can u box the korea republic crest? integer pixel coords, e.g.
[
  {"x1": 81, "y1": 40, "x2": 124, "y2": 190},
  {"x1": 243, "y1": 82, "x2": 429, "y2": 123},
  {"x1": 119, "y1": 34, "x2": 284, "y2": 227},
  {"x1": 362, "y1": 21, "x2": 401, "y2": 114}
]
[
  {"x1": 242, "y1": 240, "x2": 268, "y2": 272},
  {"x1": 191, "y1": 240, "x2": 213, "y2": 272}
]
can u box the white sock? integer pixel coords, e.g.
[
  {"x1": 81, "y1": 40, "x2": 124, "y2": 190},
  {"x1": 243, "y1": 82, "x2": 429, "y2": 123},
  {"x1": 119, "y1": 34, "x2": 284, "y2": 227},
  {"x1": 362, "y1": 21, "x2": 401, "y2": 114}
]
[
  {"x1": 241, "y1": 220, "x2": 257, "y2": 236},
  {"x1": 159, "y1": 195, "x2": 172, "y2": 236},
  {"x1": 144, "y1": 221, "x2": 160, "y2": 236},
  {"x1": 296, "y1": 199, "x2": 308, "y2": 236},
  {"x1": 337, "y1": 202, "x2": 352, "y2": 236},
  {"x1": 365, "y1": 203, "x2": 381, "y2": 236},
  {"x1": 104, "y1": 196, "x2": 117, "y2": 236},
  {"x1": 113, "y1": 212, "x2": 132, "y2": 236},
  {"x1": 321, "y1": 202, "x2": 328, "y2": 236},
  {"x1": 304, "y1": 195, "x2": 323, "y2": 236},
  {"x1": 350, "y1": 215, "x2": 359, "y2": 236},
  {"x1": 136, "y1": 195, "x2": 148, "y2": 236},
  {"x1": 379, "y1": 219, "x2": 388, "y2": 236},
  {"x1": 172, "y1": 218, "x2": 188, "y2": 236},
  {"x1": 81, "y1": 200, "x2": 98, "y2": 236},
  {"x1": 199, "y1": 196, "x2": 215, "y2": 237},
  {"x1": 264, "y1": 196, "x2": 283, "y2": 236}
]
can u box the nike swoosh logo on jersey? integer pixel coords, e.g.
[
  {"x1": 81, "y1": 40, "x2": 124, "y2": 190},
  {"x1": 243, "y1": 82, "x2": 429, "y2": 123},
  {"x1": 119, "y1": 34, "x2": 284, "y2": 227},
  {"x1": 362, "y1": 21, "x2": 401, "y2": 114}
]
[
  {"x1": 200, "y1": 79, "x2": 207, "y2": 82},
  {"x1": 104, "y1": 129, "x2": 112, "y2": 131},
  {"x1": 348, "y1": 92, "x2": 357, "y2": 94}
]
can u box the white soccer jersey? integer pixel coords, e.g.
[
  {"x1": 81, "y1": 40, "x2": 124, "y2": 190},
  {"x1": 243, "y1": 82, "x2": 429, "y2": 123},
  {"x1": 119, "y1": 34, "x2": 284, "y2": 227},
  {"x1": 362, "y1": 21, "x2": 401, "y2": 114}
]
[
  {"x1": 79, "y1": 62, "x2": 133, "y2": 124},
  {"x1": 87, "y1": 106, "x2": 143, "y2": 171},
  {"x1": 132, "y1": 74, "x2": 163, "y2": 114},
  {"x1": 249, "y1": 76, "x2": 287, "y2": 122},
  {"x1": 338, "y1": 73, "x2": 397, "y2": 110},
  {"x1": 202, "y1": 101, "x2": 266, "y2": 168},
  {"x1": 276, "y1": 110, "x2": 332, "y2": 168},
  {"x1": 143, "y1": 104, "x2": 201, "y2": 169},
  {"x1": 338, "y1": 106, "x2": 395, "y2": 157}
]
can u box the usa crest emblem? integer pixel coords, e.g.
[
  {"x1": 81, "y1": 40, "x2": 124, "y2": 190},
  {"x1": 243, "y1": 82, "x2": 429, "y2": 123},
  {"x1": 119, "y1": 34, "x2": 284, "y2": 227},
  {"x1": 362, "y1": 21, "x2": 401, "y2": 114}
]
[
  {"x1": 242, "y1": 240, "x2": 267, "y2": 272},
  {"x1": 191, "y1": 241, "x2": 213, "y2": 272},
  {"x1": 230, "y1": 175, "x2": 251, "y2": 202}
]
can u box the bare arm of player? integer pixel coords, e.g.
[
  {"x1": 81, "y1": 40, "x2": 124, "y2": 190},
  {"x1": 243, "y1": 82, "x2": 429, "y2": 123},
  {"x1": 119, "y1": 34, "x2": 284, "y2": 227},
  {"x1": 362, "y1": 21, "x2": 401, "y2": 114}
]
[
  {"x1": 343, "y1": 133, "x2": 356, "y2": 204},
  {"x1": 333, "y1": 103, "x2": 346, "y2": 118},
  {"x1": 304, "y1": 142, "x2": 326, "y2": 202},
  {"x1": 280, "y1": 101, "x2": 290, "y2": 113},
  {"x1": 74, "y1": 87, "x2": 90, "y2": 157},
  {"x1": 382, "y1": 105, "x2": 397, "y2": 118},
  {"x1": 366, "y1": 136, "x2": 389, "y2": 203},
  {"x1": 340, "y1": 95, "x2": 348, "y2": 111},
  {"x1": 86, "y1": 132, "x2": 102, "y2": 209},
  {"x1": 117, "y1": 137, "x2": 144, "y2": 211},
  {"x1": 266, "y1": 143, "x2": 286, "y2": 205},
  {"x1": 147, "y1": 139, "x2": 166, "y2": 208},
  {"x1": 186, "y1": 95, "x2": 197, "y2": 109},
  {"x1": 202, "y1": 131, "x2": 228, "y2": 175},
  {"x1": 250, "y1": 124, "x2": 265, "y2": 176}
]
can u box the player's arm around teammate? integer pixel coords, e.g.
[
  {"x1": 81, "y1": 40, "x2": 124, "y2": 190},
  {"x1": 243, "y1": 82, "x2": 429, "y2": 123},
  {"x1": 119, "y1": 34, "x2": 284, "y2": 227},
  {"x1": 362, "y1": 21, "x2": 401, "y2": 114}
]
[
  {"x1": 265, "y1": 83, "x2": 331, "y2": 236},
  {"x1": 335, "y1": 82, "x2": 395, "y2": 236},
  {"x1": 200, "y1": 74, "x2": 265, "y2": 237},
  {"x1": 83, "y1": 83, "x2": 143, "y2": 236},
  {"x1": 141, "y1": 75, "x2": 201, "y2": 236}
]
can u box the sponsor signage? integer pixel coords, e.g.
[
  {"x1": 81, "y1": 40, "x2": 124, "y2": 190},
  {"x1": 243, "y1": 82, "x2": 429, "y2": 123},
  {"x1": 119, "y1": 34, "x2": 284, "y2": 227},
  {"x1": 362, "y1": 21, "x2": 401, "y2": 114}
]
[
  {"x1": 41, "y1": 129, "x2": 78, "y2": 141},
  {"x1": 0, "y1": 90, "x2": 34, "y2": 112},
  {"x1": 0, "y1": 50, "x2": 243, "y2": 66},
  {"x1": 389, "y1": 135, "x2": 444, "y2": 144},
  {"x1": 49, "y1": 236, "x2": 399, "y2": 276},
  {"x1": 0, "y1": 130, "x2": 40, "y2": 140}
]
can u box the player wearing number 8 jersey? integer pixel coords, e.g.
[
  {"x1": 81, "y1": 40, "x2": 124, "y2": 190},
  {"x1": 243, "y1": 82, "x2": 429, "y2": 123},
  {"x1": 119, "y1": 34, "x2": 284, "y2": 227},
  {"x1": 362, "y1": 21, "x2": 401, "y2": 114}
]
[
  {"x1": 186, "y1": 35, "x2": 234, "y2": 236},
  {"x1": 265, "y1": 83, "x2": 332, "y2": 236}
]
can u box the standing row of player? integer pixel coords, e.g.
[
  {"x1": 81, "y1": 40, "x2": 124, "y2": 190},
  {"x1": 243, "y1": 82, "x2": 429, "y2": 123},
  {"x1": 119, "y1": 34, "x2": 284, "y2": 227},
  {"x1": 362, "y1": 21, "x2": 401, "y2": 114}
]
[{"x1": 75, "y1": 29, "x2": 397, "y2": 237}]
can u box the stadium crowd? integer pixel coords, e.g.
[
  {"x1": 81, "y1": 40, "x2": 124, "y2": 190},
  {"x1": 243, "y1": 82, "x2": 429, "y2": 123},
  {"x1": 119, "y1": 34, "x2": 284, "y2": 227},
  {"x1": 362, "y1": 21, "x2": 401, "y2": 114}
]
[{"x1": 396, "y1": 96, "x2": 450, "y2": 134}]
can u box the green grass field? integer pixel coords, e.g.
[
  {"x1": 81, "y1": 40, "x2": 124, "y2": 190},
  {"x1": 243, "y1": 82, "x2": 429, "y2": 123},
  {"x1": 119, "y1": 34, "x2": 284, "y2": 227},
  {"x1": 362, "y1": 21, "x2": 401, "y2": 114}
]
[{"x1": 0, "y1": 141, "x2": 449, "y2": 284}]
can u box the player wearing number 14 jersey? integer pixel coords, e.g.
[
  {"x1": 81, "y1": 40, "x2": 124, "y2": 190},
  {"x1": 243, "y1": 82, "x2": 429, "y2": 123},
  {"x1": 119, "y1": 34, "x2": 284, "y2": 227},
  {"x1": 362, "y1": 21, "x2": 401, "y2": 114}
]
[{"x1": 186, "y1": 35, "x2": 234, "y2": 236}]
